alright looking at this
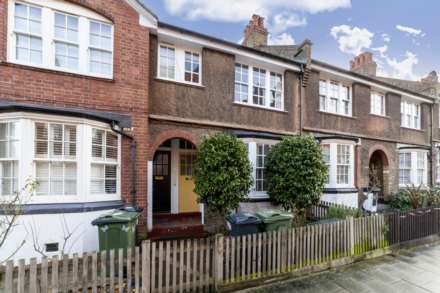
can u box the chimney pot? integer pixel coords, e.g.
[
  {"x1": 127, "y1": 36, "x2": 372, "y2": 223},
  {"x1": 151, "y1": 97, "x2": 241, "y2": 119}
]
[
  {"x1": 242, "y1": 14, "x2": 268, "y2": 48},
  {"x1": 349, "y1": 52, "x2": 377, "y2": 76}
]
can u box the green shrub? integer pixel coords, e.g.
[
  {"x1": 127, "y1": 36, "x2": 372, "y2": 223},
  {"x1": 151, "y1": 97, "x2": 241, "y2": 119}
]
[
  {"x1": 193, "y1": 133, "x2": 253, "y2": 215},
  {"x1": 389, "y1": 190, "x2": 412, "y2": 212},
  {"x1": 327, "y1": 205, "x2": 363, "y2": 219},
  {"x1": 265, "y1": 136, "x2": 327, "y2": 223}
]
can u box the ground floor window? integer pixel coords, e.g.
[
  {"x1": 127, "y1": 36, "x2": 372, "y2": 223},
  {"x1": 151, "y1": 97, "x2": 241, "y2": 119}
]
[
  {"x1": 399, "y1": 150, "x2": 427, "y2": 186},
  {"x1": 242, "y1": 139, "x2": 276, "y2": 199},
  {"x1": 0, "y1": 113, "x2": 121, "y2": 202},
  {"x1": 320, "y1": 141, "x2": 355, "y2": 188}
]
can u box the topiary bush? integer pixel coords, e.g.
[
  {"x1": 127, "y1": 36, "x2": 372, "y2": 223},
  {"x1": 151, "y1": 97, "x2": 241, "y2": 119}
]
[
  {"x1": 265, "y1": 136, "x2": 328, "y2": 224},
  {"x1": 193, "y1": 133, "x2": 253, "y2": 215}
]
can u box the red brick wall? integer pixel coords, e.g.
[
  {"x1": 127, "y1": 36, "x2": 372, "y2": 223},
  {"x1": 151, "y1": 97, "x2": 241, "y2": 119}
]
[{"x1": 0, "y1": 0, "x2": 151, "y2": 233}]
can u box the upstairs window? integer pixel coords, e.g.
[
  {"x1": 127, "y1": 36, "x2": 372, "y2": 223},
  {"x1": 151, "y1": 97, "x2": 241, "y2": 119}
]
[
  {"x1": 54, "y1": 12, "x2": 79, "y2": 70},
  {"x1": 401, "y1": 100, "x2": 421, "y2": 129},
  {"x1": 371, "y1": 92, "x2": 386, "y2": 116},
  {"x1": 89, "y1": 21, "x2": 113, "y2": 76},
  {"x1": 184, "y1": 51, "x2": 200, "y2": 83},
  {"x1": 14, "y1": 3, "x2": 42, "y2": 64},
  {"x1": 270, "y1": 73, "x2": 283, "y2": 109},
  {"x1": 8, "y1": 0, "x2": 114, "y2": 78},
  {"x1": 158, "y1": 44, "x2": 201, "y2": 85},
  {"x1": 253, "y1": 67, "x2": 266, "y2": 106},
  {"x1": 234, "y1": 64, "x2": 249, "y2": 103},
  {"x1": 159, "y1": 45, "x2": 175, "y2": 80},
  {"x1": 235, "y1": 63, "x2": 284, "y2": 110},
  {"x1": 319, "y1": 80, "x2": 352, "y2": 116}
]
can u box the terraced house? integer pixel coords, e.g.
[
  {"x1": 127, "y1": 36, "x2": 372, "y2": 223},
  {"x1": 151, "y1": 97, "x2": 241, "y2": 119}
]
[
  {"x1": 147, "y1": 15, "x2": 439, "y2": 236},
  {"x1": 0, "y1": 0, "x2": 157, "y2": 259},
  {"x1": 1, "y1": 1, "x2": 439, "y2": 259}
]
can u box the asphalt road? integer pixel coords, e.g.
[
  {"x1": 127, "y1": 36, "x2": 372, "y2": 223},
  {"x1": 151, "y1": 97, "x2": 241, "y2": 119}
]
[{"x1": 247, "y1": 244, "x2": 440, "y2": 293}]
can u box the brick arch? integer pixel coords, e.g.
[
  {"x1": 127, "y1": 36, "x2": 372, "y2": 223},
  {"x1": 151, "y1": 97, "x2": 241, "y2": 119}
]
[
  {"x1": 368, "y1": 145, "x2": 391, "y2": 169},
  {"x1": 148, "y1": 130, "x2": 200, "y2": 160}
]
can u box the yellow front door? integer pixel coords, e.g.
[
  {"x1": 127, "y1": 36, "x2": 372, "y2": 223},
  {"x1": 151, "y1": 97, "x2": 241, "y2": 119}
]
[{"x1": 179, "y1": 153, "x2": 199, "y2": 213}]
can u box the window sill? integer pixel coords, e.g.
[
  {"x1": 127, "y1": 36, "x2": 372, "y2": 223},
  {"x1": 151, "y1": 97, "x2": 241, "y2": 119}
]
[
  {"x1": 1, "y1": 61, "x2": 115, "y2": 82},
  {"x1": 369, "y1": 113, "x2": 390, "y2": 119},
  {"x1": 400, "y1": 127, "x2": 425, "y2": 133},
  {"x1": 233, "y1": 102, "x2": 287, "y2": 113},
  {"x1": 155, "y1": 77, "x2": 205, "y2": 89},
  {"x1": 317, "y1": 110, "x2": 356, "y2": 119}
]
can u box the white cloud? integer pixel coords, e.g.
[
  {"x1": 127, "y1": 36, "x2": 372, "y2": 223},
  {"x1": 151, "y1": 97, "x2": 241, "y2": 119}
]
[
  {"x1": 330, "y1": 25, "x2": 374, "y2": 55},
  {"x1": 163, "y1": 0, "x2": 351, "y2": 22},
  {"x1": 268, "y1": 33, "x2": 296, "y2": 45},
  {"x1": 372, "y1": 45, "x2": 388, "y2": 58},
  {"x1": 270, "y1": 13, "x2": 306, "y2": 35},
  {"x1": 384, "y1": 51, "x2": 419, "y2": 80},
  {"x1": 381, "y1": 33, "x2": 391, "y2": 43},
  {"x1": 396, "y1": 25, "x2": 424, "y2": 37}
]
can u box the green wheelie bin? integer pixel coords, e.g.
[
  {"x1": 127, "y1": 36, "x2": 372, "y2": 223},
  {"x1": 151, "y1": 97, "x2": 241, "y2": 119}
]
[
  {"x1": 92, "y1": 207, "x2": 141, "y2": 252},
  {"x1": 256, "y1": 209, "x2": 294, "y2": 232}
]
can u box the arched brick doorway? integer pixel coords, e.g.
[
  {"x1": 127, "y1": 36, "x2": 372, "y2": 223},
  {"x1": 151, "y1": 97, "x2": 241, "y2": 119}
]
[
  {"x1": 369, "y1": 149, "x2": 389, "y2": 202},
  {"x1": 147, "y1": 134, "x2": 204, "y2": 237}
]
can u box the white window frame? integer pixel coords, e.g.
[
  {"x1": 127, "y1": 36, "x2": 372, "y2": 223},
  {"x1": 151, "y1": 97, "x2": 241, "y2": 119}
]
[
  {"x1": 234, "y1": 63, "x2": 249, "y2": 103},
  {"x1": 90, "y1": 128, "x2": 119, "y2": 196},
  {"x1": 7, "y1": 0, "x2": 114, "y2": 78},
  {"x1": 33, "y1": 122, "x2": 78, "y2": 197},
  {"x1": 242, "y1": 138, "x2": 278, "y2": 199},
  {"x1": 398, "y1": 150, "x2": 428, "y2": 187},
  {"x1": 234, "y1": 62, "x2": 284, "y2": 111},
  {"x1": 0, "y1": 112, "x2": 121, "y2": 203},
  {"x1": 157, "y1": 42, "x2": 202, "y2": 86},
  {"x1": 319, "y1": 79, "x2": 352, "y2": 116},
  {"x1": 371, "y1": 92, "x2": 386, "y2": 116},
  {"x1": 400, "y1": 100, "x2": 421, "y2": 129},
  {"x1": 320, "y1": 140, "x2": 355, "y2": 189},
  {"x1": 0, "y1": 121, "x2": 20, "y2": 197}
]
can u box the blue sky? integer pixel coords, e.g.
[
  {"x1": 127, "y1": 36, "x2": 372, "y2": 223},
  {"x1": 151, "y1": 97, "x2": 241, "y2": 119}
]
[{"x1": 142, "y1": 0, "x2": 437, "y2": 81}]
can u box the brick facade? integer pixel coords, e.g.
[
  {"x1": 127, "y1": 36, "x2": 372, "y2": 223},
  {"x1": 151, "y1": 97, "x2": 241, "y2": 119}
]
[{"x1": 0, "y1": 0, "x2": 151, "y2": 233}]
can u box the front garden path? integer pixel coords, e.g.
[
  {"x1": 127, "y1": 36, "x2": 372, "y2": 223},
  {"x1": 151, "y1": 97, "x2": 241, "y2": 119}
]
[{"x1": 246, "y1": 243, "x2": 440, "y2": 293}]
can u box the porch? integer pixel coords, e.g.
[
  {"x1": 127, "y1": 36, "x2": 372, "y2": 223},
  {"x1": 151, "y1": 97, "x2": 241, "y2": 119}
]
[{"x1": 147, "y1": 138, "x2": 205, "y2": 239}]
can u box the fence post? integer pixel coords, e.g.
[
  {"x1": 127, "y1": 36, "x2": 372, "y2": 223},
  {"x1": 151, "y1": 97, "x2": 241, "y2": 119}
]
[
  {"x1": 348, "y1": 216, "x2": 355, "y2": 256},
  {"x1": 214, "y1": 234, "x2": 224, "y2": 291}
]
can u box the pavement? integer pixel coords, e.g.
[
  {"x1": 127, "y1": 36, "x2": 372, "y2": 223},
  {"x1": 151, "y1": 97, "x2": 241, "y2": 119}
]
[{"x1": 247, "y1": 244, "x2": 440, "y2": 293}]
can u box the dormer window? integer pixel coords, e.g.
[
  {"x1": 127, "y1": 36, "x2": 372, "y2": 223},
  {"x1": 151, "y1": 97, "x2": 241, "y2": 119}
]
[{"x1": 8, "y1": 0, "x2": 114, "y2": 78}]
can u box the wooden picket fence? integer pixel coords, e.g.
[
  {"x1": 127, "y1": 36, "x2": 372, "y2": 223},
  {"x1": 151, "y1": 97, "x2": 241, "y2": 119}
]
[
  {"x1": 1, "y1": 207, "x2": 440, "y2": 292},
  {"x1": 308, "y1": 201, "x2": 362, "y2": 220}
]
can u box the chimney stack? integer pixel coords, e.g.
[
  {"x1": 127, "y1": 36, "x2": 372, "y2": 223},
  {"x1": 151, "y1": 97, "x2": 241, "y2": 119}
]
[
  {"x1": 349, "y1": 52, "x2": 377, "y2": 76},
  {"x1": 242, "y1": 14, "x2": 268, "y2": 48}
]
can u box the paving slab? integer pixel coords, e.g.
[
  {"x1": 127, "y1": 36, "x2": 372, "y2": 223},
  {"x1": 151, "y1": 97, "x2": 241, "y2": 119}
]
[{"x1": 245, "y1": 244, "x2": 440, "y2": 293}]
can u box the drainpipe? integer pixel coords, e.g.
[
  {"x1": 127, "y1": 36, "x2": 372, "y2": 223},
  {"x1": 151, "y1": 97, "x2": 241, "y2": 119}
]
[
  {"x1": 430, "y1": 104, "x2": 435, "y2": 186},
  {"x1": 299, "y1": 64, "x2": 304, "y2": 136},
  {"x1": 110, "y1": 121, "x2": 137, "y2": 210}
]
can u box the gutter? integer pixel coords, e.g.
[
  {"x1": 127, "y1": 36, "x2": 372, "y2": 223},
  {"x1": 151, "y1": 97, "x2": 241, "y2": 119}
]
[{"x1": 110, "y1": 121, "x2": 138, "y2": 210}]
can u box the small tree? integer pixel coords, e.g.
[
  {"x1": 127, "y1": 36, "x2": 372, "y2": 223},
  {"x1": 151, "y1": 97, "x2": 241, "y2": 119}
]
[
  {"x1": 194, "y1": 133, "x2": 252, "y2": 215},
  {"x1": 0, "y1": 180, "x2": 37, "y2": 263},
  {"x1": 265, "y1": 136, "x2": 327, "y2": 224}
]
